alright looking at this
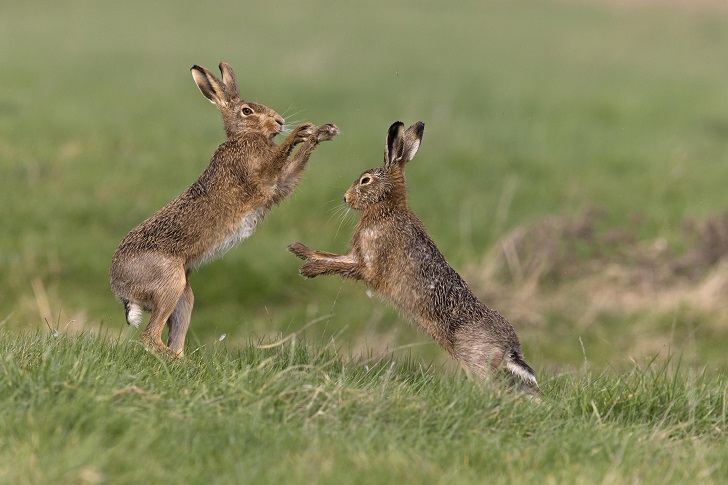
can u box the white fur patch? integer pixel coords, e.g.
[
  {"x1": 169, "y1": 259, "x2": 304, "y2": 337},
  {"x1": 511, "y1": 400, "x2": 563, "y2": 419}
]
[
  {"x1": 126, "y1": 303, "x2": 143, "y2": 328},
  {"x1": 188, "y1": 207, "x2": 265, "y2": 270},
  {"x1": 364, "y1": 228, "x2": 378, "y2": 239},
  {"x1": 506, "y1": 361, "x2": 538, "y2": 386}
]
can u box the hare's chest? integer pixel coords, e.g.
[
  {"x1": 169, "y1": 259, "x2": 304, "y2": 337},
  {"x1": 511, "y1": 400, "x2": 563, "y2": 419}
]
[
  {"x1": 188, "y1": 207, "x2": 266, "y2": 269},
  {"x1": 359, "y1": 228, "x2": 380, "y2": 263},
  {"x1": 228, "y1": 207, "x2": 265, "y2": 243},
  {"x1": 359, "y1": 227, "x2": 396, "y2": 276}
]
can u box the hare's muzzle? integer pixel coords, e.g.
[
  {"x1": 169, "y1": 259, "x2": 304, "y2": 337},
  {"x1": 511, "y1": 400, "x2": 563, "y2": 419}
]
[{"x1": 343, "y1": 189, "x2": 355, "y2": 208}]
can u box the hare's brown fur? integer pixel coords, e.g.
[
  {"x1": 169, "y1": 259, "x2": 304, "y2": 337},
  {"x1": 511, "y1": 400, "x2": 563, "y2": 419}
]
[
  {"x1": 110, "y1": 62, "x2": 338, "y2": 357},
  {"x1": 289, "y1": 121, "x2": 540, "y2": 394}
]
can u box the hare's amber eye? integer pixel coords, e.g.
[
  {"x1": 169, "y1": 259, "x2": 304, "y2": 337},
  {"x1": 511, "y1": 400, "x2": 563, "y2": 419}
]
[
  {"x1": 242, "y1": 107, "x2": 253, "y2": 115},
  {"x1": 360, "y1": 176, "x2": 371, "y2": 185}
]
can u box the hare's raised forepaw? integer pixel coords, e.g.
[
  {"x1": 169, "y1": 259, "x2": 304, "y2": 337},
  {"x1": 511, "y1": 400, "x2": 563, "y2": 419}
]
[
  {"x1": 315, "y1": 124, "x2": 339, "y2": 142},
  {"x1": 299, "y1": 261, "x2": 326, "y2": 278},
  {"x1": 288, "y1": 242, "x2": 311, "y2": 260},
  {"x1": 292, "y1": 123, "x2": 316, "y2": 144}
]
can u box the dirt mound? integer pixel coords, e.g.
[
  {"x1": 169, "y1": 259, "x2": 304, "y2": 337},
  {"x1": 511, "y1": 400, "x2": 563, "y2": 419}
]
[
  {"x1": 484, "y1": 207, "x2": 728, "y2": 285},
  {"x1": 469, "y1": 208, "x2": 728, "y2": 327}
]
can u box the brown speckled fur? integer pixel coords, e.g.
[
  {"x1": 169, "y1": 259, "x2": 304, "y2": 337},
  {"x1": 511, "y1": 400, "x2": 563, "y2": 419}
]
[
  {"x1": 110, "y1": 62, "x2": 338, "y2": 357},
  {"x1": 289, "y1": 122, "x2": 540, "y2": 395}
]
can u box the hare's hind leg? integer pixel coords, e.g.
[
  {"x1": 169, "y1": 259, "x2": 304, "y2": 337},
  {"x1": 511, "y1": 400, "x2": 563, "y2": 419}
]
[
  {"x1": 167, "y1": 282, "x2": 194, "y2": 356},
  {"x1": 140, "y1": 268, "x2": 187, "y2": 358}
]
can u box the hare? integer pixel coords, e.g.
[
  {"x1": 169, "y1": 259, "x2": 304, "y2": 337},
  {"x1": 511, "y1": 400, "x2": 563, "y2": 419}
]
[
  {"x1": 289, "y1": 121, "x2": 540, "y2": 394},
  {"x1": 110, "y1": 61, "x2": 338, "y2": 357}
]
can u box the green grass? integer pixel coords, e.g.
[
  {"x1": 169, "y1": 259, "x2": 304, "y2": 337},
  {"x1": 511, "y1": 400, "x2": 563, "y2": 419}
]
[{"x1": 0, "y1": 331, "x2": 725, "y2": 484}]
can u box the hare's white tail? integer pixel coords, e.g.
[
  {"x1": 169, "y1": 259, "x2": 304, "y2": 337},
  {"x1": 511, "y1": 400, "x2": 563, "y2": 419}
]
[
  {"x1": 505, "y1": 350, "x2": 541, "y2": 395},
  {"x1": 123, "y1": 300, "x2": 143, "y2": 328}
]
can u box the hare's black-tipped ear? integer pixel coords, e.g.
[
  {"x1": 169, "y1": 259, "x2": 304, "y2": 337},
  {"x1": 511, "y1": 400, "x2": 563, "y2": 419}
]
[
  {"x1": 384, "y1": 121, "x2": 405, "y2": 168},
  {"x1": 191, "y1": 65, "x2": 229, "y2": 106},
  {"x1": 218, "y1": 62, "x2": 240, "y2": 100},
  {"x1": 400, "y1": 121, "x2": 424, "y2": 165}
]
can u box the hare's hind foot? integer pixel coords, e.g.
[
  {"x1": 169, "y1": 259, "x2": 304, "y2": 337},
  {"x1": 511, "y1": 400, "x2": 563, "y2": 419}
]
[{"x1": 141, "y1": 333, "x2": 184, "y2": 360}]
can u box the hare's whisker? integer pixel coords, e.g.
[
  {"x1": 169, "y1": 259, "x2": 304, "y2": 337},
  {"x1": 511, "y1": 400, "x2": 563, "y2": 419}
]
[
  {"x1": 326, "y1": 204, "x2": 348, "y2": 224},
  {"x1": 325, "y1": 202, "x2": 346, "y2": 213},
  {"x1": 281, "y1": 106, "x2": 305, "y2": 119},
  {"x1": 280, "y1": 104, "x2": 296, "y2": 117},
  {"x1": 334, "y1": 208, "x2": 352, "y2": 239},
  {"x1": 323, "y1": 199, "x2": 341, "y2": 208}
]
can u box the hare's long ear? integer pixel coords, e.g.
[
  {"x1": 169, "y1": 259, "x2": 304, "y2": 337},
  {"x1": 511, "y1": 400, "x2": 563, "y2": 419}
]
[
  {"x1": 218, "y1": 62, "x2": 240, "y2": 100},
  {"x1": 399, "y1": 122, "x2": 424, "y2": 165},
  {"x1": 384, "y1": 121, "x2": 405, "y2": 169},
  {"x1": 191, "y1": 65, "x2": 229, "y2": 106}
]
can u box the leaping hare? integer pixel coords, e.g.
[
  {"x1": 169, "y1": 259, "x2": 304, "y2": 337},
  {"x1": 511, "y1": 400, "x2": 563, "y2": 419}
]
[
  {"x1": 289, "y1": 121, "x2": 540, "y2": 394},
  {"x1": 110, "y1": 62, "x2": 338, "y2": 357}
]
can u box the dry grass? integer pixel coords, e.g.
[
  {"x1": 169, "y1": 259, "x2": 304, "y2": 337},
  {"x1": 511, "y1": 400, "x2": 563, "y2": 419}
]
[{"x1": 466, "y1": 209, "x2": 728, "y2": 365}]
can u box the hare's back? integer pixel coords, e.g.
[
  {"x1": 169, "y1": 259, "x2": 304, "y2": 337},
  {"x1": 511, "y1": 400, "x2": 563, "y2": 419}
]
[
  {"x1": 117, "y1": 181, "x2": 250, "y2": 257},
  {"x1": 392, "y1": 216, "x2": 496, "y2": 320},
  {"x1": 377, "y1": 213, "x2": 457, "y2": 292}
]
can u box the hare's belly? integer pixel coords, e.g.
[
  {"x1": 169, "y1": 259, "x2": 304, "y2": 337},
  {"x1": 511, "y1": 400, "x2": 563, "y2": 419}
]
[{"x1": 187, "y1": 207, "x2": 265, "y2": 270}]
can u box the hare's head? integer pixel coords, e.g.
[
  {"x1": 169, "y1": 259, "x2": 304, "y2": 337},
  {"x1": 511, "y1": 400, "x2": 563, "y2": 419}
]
[
  {"x1": 344, "y1": 121, "x2": 424, "y2": 210},
  {"x1": 191, "y1": 62, "x2": 285, "y2": 140}
]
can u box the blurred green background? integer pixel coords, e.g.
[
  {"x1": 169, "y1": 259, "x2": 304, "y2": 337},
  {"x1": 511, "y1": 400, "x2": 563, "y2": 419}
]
[{"x1": 2, "y1": 0, "x2": 727, "y2": 372}]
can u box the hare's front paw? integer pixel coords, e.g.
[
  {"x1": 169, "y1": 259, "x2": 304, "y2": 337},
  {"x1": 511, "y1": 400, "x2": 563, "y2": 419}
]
[
  {"x1": 300, "y1": 261, "x2": 325, "y2": 278},
  {"x1": 315, "y1": 123, "x2": 339, "y2": 142},
  {"x1": 288, "y1": 242, "x2": 312, "y2": 260},
  {"x1": 292, "y1": 123, "x2": 316, "y2": 144}
]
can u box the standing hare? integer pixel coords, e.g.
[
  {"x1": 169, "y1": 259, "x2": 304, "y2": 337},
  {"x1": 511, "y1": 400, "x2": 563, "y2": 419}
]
[
  {"x1": 110, "y1": 61, "x2": 338, "y2": 357},
  {"x1": 289, "y1": 121, "x2": 540, "y2": 394}
]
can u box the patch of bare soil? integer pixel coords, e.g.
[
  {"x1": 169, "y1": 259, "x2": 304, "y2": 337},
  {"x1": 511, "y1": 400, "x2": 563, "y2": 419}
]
[{"x1": 469, "y1": 208, "x2": 728, "y2": 329}]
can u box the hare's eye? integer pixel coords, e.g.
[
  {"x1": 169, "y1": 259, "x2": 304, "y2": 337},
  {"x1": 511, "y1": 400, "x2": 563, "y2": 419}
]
[
  {"x1": 242, "y1": 107, "x2": 253, "y2": 116},
  {"x1": 360, "y1": 176, "x2": 371, "y2": 185}
]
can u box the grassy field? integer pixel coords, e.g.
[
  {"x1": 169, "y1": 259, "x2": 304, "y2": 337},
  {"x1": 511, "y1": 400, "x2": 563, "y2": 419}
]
[
  {"x1": 1, "y1": 0, "x2": 728, "y2": 481},
  {"x1": 0, "y1": 331, "x2": 725, "y2": 484}
]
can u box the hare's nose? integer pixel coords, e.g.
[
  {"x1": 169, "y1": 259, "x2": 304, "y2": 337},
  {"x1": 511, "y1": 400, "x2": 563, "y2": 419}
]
[{"x1": 275, "y1": 116, "x2": 284, "y2": 128}]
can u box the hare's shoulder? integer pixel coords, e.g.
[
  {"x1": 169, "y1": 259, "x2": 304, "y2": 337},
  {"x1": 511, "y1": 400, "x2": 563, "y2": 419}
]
[
  {"x1": 398, "y1": 214, "x2": 464, "y2": 282},
  {"x1": 370, "y1": 211, "x2": 449, "y2": 269},
  {"x1": 397, "y1": 212, "x2": 443, "y2": 255}
]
